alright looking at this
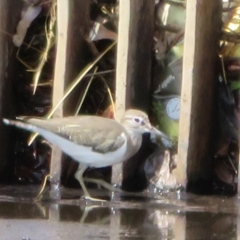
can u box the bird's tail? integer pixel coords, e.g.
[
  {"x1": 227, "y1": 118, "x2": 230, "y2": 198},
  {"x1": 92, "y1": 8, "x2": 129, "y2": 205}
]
[{"x1": 3, "y1": 118, "x2": 38, "y2": 133}]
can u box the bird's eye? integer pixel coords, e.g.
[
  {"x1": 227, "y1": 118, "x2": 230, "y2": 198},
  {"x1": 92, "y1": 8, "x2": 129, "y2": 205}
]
[{"x1": 133, "y1": 117, "x2": 140, "y2": 123}]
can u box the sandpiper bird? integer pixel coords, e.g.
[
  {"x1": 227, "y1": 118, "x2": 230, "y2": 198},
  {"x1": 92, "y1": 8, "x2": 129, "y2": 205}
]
[{"x1": 3, "y1": 109, "x2": 170, "y2": 201}]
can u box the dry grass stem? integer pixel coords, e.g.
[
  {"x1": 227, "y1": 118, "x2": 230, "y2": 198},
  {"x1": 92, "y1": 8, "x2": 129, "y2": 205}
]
[
  {"x1": 31, "y1": 0, "x2": 56, "y2": 94},
  {"x1": 28, "y1": 41, "x2": 116, "y2": 145},
  {"x1": 74, "y1": 67, "x2": 98, "y2": 115}
]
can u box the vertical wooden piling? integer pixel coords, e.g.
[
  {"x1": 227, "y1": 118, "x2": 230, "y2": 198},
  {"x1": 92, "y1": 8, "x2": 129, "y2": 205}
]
[
  {"x1": 49, "y1": 0, "x2": 69, "y2": 198},
  {"x1": 51, "y1": 0, "x2": 90, "y2": 197},
  {"x1": 175, "y1": 0, "x2": 222, "y2": 191},
  {"x1": 0, "y1": 0, "x2": 11, "y2": 175},
  {"x1": 0, "y1": 0, "x2": 22, "y2": 178},
  {"x1": 115, "y1": 0, "x2": 154, "y2": 119},
  {"x1": 113, "y1": 0, "x2": 155, "y2": 185}
]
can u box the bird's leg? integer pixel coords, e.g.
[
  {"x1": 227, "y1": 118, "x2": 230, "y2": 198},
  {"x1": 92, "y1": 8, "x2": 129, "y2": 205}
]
[
  {"x1": 83, "y1": 177, "x2": 122, "y2": 193},
  {"x1": 75, "y1": 166, "x2": 106, "y2": 202},
  {"x1": 75, "y1": 166, "x2": 90, "y2": 198},
  {"x1": 80, "y1": 205, "x2": 111, "y2": 224}
]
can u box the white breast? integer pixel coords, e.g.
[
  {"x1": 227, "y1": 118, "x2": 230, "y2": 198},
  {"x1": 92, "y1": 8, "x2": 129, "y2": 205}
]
[{"x1": 37, "y1": 127, "x2": 130, "y2": 168}]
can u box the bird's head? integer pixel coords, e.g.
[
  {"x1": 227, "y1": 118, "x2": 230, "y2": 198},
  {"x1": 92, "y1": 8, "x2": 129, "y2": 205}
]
[
  {"x1": 121, "y1": 109, "x2": 172, "y2": 145},
  {"x1": 121, "y1": 109, "x2": 154, "y2": 134}
]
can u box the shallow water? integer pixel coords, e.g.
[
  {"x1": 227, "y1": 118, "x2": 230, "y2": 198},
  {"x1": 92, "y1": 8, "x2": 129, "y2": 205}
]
[{"x1": 0, "y1": 185, "x2": 239, "y2": 240}]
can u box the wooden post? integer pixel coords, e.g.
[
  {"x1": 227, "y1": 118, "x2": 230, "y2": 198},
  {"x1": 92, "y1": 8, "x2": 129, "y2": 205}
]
[
  {"x1": 174, "y1": 0, "x2": 222, "y2": 191},
  {"x1": 0, "y1": 0, "x2": 11, "y2": 175},
  {"x1": 49, "y1": 0, "x2": 69, "y2": 198},
  {"x1": 0, "y1": 0, "x2": 22, "y2": 178},
  {"x1": 113, "y1": 0, "x2": 154, "y2": 186},
  {"x1": 50, "y1": 0, "x2": 90, "y2": 197},
  {"x1": 115, "y1": 0, "x2": 154, "y2": 119}
]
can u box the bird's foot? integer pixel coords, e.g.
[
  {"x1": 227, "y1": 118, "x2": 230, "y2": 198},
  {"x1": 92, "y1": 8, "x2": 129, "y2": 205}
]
[
  {"x1": 83, "y1": 177, "x2": 122, "y2": 193},
  {"x1": 81, "y1": 195, "x2": 107, "y2": 202}
]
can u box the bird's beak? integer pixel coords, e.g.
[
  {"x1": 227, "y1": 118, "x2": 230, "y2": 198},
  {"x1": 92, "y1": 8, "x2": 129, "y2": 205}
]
[
  {"x1": 149, "y1": 126, "x2": 173, "y2": 148},
  {"x1": 150, "y1": 126, "x2": 169, "y2": 139}
]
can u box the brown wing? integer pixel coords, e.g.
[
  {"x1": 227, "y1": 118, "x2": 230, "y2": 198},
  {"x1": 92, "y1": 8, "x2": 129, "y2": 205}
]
[
  {"x1": 58, "y1": 126, "x2": 126, "y2": 153},
  {"x1": 27, "y1": 116, "x2": 127, "y2": 153}
]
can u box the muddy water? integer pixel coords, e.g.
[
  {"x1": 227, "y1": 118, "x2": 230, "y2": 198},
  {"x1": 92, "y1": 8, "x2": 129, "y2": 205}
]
[{"x1": 0, "y1": 185, "x2": 239, "y2": 240}]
